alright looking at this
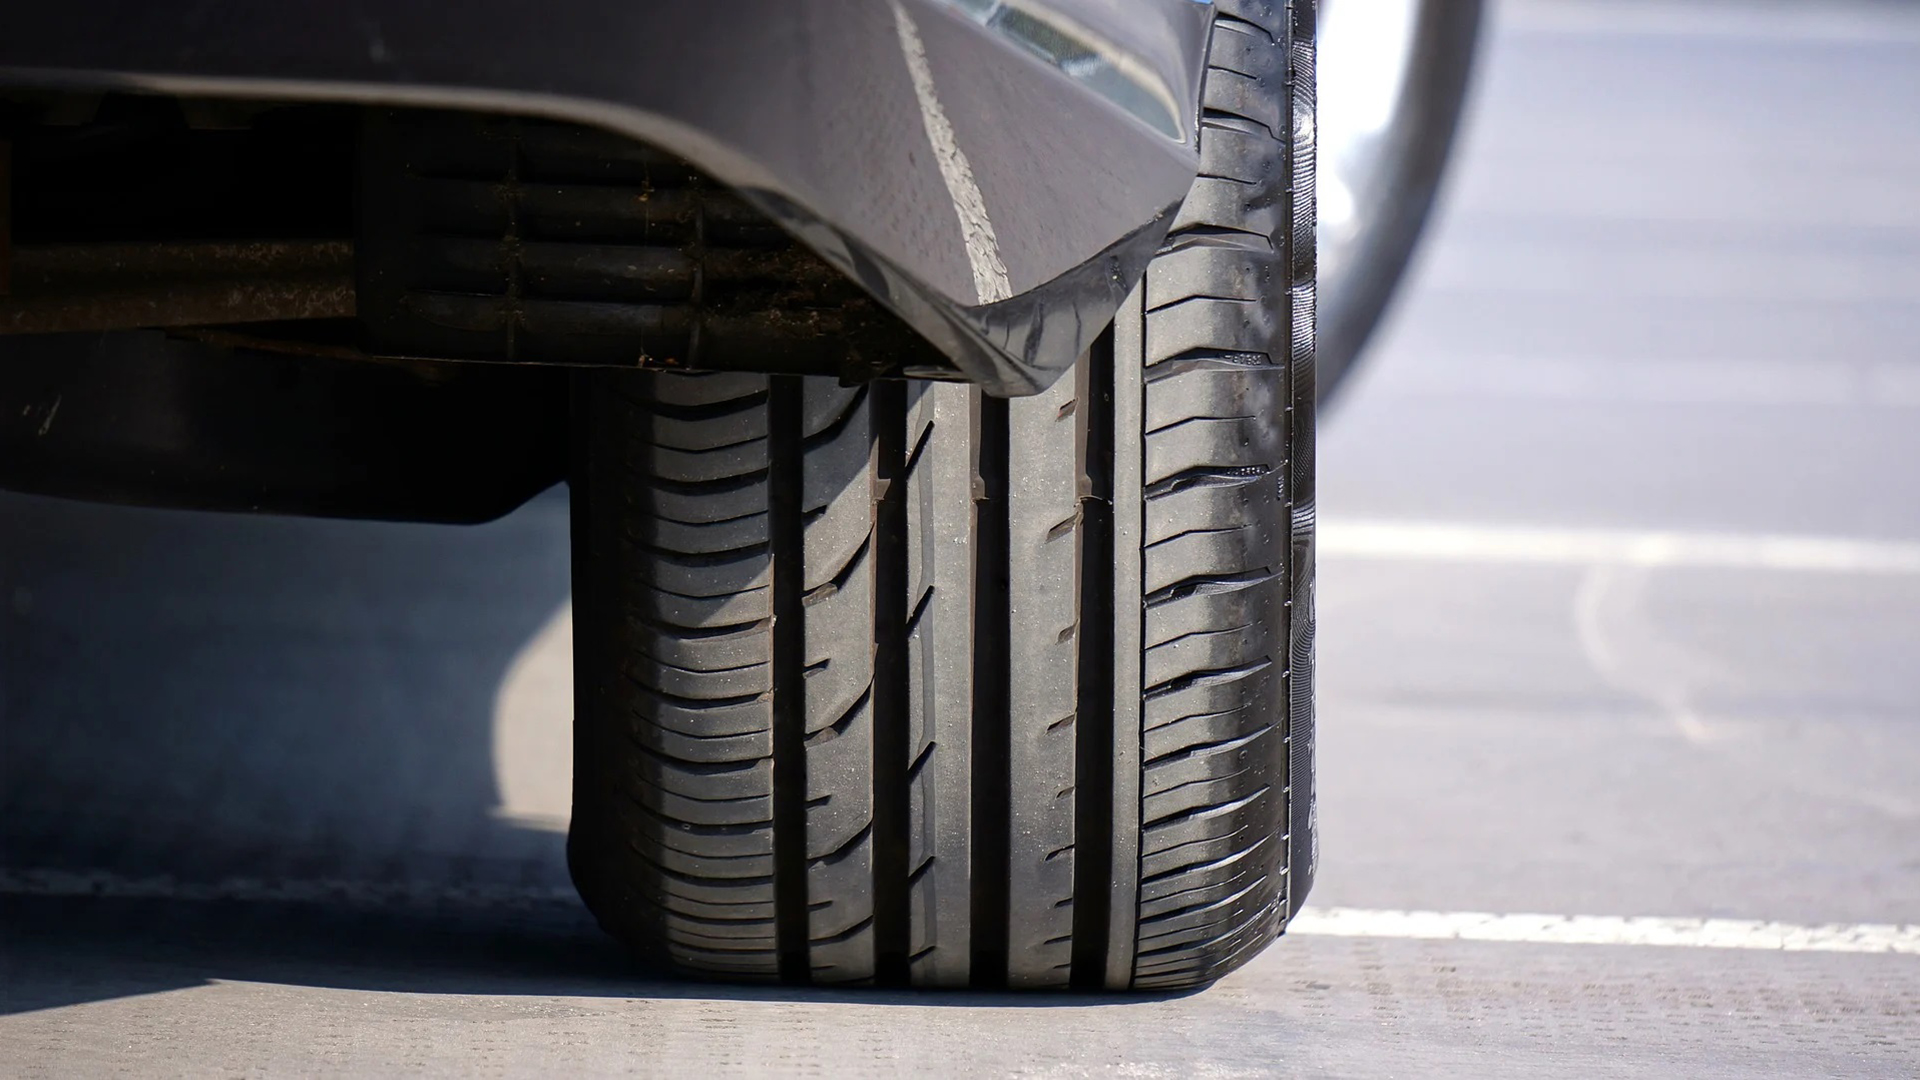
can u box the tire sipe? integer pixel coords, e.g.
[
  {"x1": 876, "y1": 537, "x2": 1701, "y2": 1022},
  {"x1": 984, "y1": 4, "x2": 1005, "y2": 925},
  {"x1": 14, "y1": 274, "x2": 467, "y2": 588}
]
[{"x1": 567, "y1": 0, "x2": 1316, "y2": 991}]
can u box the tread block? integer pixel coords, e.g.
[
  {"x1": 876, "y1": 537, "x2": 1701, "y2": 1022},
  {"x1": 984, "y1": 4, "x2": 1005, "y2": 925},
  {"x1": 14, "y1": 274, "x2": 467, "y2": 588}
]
[
  {"x1": 1143, "y1": 293, "x2": 1282, "y2": 366},
  {"x1": 1167, "y1": 178, "x2": 1284, "y2": 244}
]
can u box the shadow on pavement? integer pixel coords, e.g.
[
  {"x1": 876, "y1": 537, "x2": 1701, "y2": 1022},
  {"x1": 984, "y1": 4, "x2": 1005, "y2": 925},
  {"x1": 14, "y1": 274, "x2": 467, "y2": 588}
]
[
  {"x1": 0, "y1": 895, "x2": 1169, "y2": 1012},
  {"x1": 0, "y1": 488, "x2": 1167, "y2": 1014},
  {"x1": 0, "y1": 487, "x2": 573, "y2": 884},
  {"x1": 0, "y1": 488, "x2": 570, "y2": 1011}
]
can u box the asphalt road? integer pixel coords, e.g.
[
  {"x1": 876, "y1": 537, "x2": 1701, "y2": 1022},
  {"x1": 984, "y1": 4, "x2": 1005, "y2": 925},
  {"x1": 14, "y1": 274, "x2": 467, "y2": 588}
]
[{"x1": 4, "y1": 1, "x2": 1919, "y2": 1075}]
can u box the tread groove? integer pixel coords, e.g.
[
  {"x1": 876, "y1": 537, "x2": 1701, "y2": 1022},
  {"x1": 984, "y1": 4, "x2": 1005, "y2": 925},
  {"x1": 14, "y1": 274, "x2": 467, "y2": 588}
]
[
  {"x1": 970, "y1": 390, "x2": 1012, "y2": 989},
  {"x1": 769, "y1": 374, "x2": 809, "y2": 983},
  {"x1": 1144, "y1": 659, "x2": 1274, "y2": 701},
  {"x1": 1071, "y1": 326, "x2": 1117, "y2": 989},
  {"x1": 871, "y1": 378, "x2": 912, "y2": 987},
  {"x1": 1144, "y1": 569, "x2": 1278, "y2": 608},
  {"x1": 1143, "y1": 465, "x2": 1274, "y2": 501}
]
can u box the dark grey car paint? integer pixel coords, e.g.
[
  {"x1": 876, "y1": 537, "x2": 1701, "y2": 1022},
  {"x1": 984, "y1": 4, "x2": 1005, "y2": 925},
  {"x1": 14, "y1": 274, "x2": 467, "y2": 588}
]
[{"x1": 0, "y1": 0, "x2": 1216, "y2": 394}]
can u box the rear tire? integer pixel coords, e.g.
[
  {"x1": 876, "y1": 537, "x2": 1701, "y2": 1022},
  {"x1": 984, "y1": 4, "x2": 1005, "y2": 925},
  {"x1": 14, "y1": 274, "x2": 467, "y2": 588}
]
[{"x1": 567, "y1": 0, "x2": 1316, "y2": 991}]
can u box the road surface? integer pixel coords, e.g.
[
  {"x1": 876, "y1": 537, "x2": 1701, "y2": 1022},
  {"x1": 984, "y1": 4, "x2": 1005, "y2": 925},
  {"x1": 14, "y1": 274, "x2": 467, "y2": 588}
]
[{"x1": 4, "y1": 1, "x2": 1918, "y2": 1074}]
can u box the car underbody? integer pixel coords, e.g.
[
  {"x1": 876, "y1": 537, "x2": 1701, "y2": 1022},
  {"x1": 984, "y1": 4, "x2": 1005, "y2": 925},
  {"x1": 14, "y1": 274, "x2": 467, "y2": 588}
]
[{"x1": 0, "y1": 0, "x2": 1213, "y2": 520}]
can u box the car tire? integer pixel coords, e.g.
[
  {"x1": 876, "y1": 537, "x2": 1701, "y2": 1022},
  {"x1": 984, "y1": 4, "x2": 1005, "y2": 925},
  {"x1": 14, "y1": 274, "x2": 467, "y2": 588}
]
[{"x1": 567, "y1": 0, "x2": 1316, "y2": 991}]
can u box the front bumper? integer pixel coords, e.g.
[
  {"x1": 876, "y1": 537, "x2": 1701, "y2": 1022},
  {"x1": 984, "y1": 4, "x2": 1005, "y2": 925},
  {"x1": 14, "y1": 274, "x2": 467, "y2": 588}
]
[{"x1": 0, "y1": 0, "x2": 1213, "y2": 394}]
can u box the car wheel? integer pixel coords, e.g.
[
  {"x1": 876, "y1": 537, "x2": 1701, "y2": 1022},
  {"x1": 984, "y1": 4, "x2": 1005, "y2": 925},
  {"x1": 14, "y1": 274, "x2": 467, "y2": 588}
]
[{"x1": 566, "y1": 0, "x2": 1316, "y2": 991}]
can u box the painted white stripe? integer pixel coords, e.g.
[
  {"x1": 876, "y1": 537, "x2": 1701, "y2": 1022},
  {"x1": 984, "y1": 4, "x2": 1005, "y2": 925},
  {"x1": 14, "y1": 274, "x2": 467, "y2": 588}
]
[
  {"x1": 889, "y1": 0, "x2": 1015, "y2": 305},
  {"x1": 1504, "y1": 0, "x2": 1920, "y2": 45},
  {"x1": 8, "y1": 869, "x2": 1915, "y2": 956},
  {"x1": 1319, "y1": 519, "x2": 1920, "y2": 575},
  {"x1": 1288, "y1": 907, "x2": 1920, "y2": 955},
  {"x1": 1360, "y1": 352, "x2": 1920, "y2": 409}
]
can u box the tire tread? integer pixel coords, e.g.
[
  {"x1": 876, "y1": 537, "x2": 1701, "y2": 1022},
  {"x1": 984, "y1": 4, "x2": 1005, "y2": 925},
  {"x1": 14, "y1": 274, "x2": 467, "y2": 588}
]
[{"x1": 569, "y1": 0, "x2": 1313, "y2": 991}]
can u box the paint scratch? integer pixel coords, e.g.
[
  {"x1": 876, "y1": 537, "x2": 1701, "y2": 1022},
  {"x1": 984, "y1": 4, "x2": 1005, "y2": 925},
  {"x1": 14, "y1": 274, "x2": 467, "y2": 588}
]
[{"x1": 889, "y1": 0, "x2": 1014, "y2": 305}]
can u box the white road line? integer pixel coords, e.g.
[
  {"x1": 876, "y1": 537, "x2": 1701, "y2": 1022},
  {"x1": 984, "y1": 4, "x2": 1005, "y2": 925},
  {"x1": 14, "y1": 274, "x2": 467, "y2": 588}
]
[
  {"x1": 1287, "y1": 908, "x2": 1920, "y2": 956},
  {"x1": 7, "y1": 868, "x2": 1915, "y2": 956},
  {"x1": 889, "y1": 0, "x2": 1014, "y2": 306},
  {"x1": 1503, "y1": 0, "x2": 1920, "y2": 44},
  {"x1": 1319, "y1": 519, "x2": 1920, "y2": 575}
]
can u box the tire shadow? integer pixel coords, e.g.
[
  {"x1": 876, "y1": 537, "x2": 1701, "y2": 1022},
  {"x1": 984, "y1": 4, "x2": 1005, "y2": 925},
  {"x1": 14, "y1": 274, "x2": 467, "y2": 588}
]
[
  {"x1": 0, "y1": 487, "x2": 575, "y2": 1011},
  {"x1": 0, "y1": 486, "x2": 1161, "y2": 1014},
  {"x1": 0, "y1": 893, "x2": 1168, "y2": 1011}
]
